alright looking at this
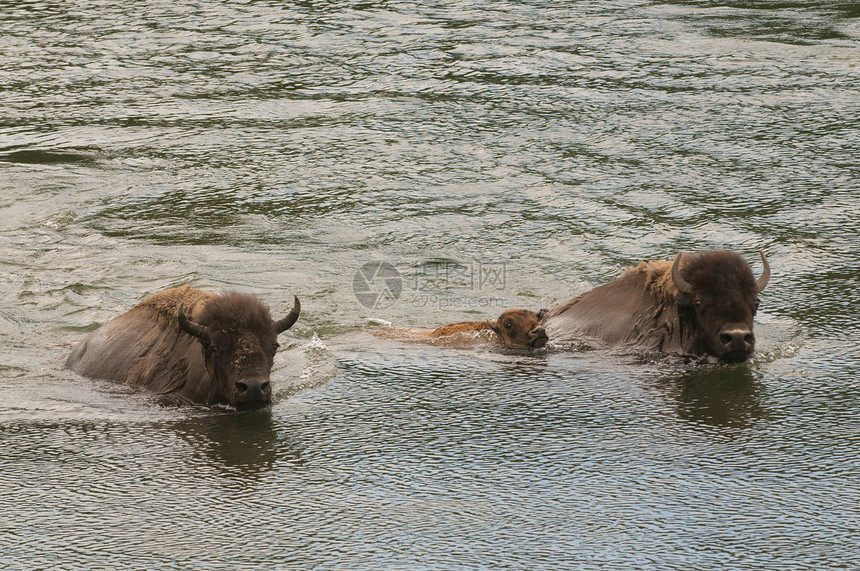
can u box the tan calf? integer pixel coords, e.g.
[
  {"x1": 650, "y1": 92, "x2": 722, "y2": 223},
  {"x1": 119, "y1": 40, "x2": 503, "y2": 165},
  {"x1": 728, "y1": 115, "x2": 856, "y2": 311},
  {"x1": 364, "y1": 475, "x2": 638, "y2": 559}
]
[{"x1": 377, "y1": 309, "x2": 548, "y2": 349}]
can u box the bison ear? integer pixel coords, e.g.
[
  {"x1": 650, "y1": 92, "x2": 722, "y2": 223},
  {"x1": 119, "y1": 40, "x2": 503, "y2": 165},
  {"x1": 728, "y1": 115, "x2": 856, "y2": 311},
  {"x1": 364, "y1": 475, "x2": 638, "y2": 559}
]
[
  {"x1": 536, "y1": 308, "x2": 549, "y2": 322},
  {"x1": 274, "y1": 296, "x2": 301, "y2": 333},
  {"x1": 486, "y1": 319, "x2": 502, "y2": 335},
  {"x1": 178, "y1": 304, "x2": 210, "y2": 341}
]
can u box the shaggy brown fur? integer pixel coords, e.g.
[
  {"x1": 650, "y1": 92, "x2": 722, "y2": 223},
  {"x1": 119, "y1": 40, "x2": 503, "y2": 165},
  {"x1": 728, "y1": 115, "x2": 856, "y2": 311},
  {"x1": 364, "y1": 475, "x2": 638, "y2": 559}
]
[
  {"x1": 196, "y1": 291, "x2": 277, "y2": 336},
  {"x1": 65, "y1": 286, "x2": 299, "y2": 409},
  {"x1": 541, "y1": 250, "x2": 768, "y2": 362},
  {"x1": 635, "y1": 259, "x2": 678, "y2": 308},
  {"x1": 681, "y1": 250, "x2": 759, "y2": 298}
]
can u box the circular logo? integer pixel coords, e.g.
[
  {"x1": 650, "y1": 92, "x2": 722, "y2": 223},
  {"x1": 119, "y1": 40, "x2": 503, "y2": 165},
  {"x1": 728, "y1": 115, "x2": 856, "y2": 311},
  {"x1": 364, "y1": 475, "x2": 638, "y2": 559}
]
[{"x1": 353, "y1": 261, "x2": 402, "y2": 309}]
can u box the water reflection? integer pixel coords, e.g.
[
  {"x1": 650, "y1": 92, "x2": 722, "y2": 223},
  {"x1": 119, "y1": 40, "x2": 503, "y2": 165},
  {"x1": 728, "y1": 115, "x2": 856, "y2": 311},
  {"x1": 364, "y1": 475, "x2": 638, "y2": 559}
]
[
  {"x1": 673, "y1": 2, "x2": 857, "y2": 45},
  {"x1": 658, "y1": 366, "x2": 766, "y2": 428},
  {"x1": 172, "y1": 410, "x2": 302, "y2": 478},
  {"x1": 2, "y1": 0, "x2": 858, "y2": 567},
  {"x1": 0, "y1": 149, "x2": 103, "y2": 165}
]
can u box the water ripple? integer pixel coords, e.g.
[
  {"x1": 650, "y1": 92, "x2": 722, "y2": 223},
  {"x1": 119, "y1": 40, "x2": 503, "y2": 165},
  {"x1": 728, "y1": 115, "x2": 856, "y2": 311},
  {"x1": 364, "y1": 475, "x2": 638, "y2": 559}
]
[{"x1": 1, "y1": 1, "x2": 859, "y2": 569}]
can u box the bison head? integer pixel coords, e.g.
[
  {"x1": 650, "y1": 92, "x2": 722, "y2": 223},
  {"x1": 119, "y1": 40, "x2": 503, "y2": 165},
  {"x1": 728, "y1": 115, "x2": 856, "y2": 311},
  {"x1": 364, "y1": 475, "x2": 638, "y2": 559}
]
[
  {"x1": 672, "y1": 250, "x2": 769, "y2": 363},
  {"x1": 178, "y1": 294, "x2": 300, "y2": 410},
  {"x1": 488, "y1": 309, "x2": 548, "y2": 349}
]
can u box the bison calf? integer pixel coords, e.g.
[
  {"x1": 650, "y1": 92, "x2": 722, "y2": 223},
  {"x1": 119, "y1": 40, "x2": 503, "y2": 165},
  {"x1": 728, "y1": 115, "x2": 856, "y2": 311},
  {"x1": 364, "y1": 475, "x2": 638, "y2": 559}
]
[
  {"x1": 378, "y1": 309, "x2": 548, "y2": 349},
  {"x1": 430, "y1": 309, "x2": 548, "y2": 349},
  {"x1": 65, "y1": 286, "x2": 300, "y2": 410}
]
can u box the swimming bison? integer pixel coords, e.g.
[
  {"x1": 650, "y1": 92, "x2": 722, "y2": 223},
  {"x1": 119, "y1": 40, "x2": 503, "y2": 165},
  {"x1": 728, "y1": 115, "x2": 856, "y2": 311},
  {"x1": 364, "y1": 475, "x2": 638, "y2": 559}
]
[
  {"x1": 541, "y1": 250, "x2": 770, "y2": 363},
  {"x1": 429, "y1": 309, "x2": 548, "y2": 349},
  {"x1": 65, "y1": 286, "x2": 300, "y2": 409},
  {"x1": 374, "y1": 309, "x2": 548, "y2": 350}
]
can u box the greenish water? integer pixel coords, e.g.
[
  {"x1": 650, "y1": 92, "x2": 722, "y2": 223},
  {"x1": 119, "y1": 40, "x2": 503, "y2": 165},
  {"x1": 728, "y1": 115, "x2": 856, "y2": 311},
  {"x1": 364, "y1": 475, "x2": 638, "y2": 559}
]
[{"x1": 1, "y1": 1, "x2": 858, "y2": 569}]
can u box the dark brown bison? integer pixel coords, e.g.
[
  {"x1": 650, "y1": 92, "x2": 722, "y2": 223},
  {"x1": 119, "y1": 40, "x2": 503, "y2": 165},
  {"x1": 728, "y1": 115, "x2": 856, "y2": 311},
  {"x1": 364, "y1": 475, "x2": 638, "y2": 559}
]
[
  {"x1": 65, "y1": 286, "x2": 300, "y2": 409},
  {"x1": 376, "y1": 309, "x2": 548, "y2": 349},
  {"x1": 541, "y1": 250, "x2": 770, "y2": 363}
]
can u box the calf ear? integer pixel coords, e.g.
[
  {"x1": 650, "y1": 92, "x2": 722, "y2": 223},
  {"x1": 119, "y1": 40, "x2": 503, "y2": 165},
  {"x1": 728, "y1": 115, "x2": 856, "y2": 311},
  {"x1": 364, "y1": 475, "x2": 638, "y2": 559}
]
[
  {"x1": 536, "y1": 308, "x2": 549, "y2": 322},
  {"x1": 486, "y1": 320, "x2": 502, "y2": 336}
]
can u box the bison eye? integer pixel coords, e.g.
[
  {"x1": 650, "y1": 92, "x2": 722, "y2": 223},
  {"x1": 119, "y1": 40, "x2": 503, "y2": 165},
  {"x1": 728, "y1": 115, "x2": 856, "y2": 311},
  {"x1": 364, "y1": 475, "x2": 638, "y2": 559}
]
[
  {"x1": 205, "y1": 343, "x2": 219, "y2": 355},
  {"x1": 504, "y1": 321, "x2": 513, "y2": 330}
]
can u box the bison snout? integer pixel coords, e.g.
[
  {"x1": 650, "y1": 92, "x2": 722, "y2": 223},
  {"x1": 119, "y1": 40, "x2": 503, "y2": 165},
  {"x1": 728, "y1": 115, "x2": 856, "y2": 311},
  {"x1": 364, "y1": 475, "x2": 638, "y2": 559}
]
[
  {"x1": 234, "y1": 378, "x2": 272, "y2": 408},
  {"x1": 530, "y1": 327, "x2": 548, "y2": 348},
  {"x1": 719, "y1": 328, "x2": 754, "y2": 361}
]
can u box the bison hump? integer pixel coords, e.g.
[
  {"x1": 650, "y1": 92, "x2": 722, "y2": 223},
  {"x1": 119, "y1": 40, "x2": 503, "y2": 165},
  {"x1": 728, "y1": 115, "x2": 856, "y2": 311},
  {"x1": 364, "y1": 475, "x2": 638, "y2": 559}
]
[{"x1": 66, "y1": 289, "x2": 212, "y2": 392}]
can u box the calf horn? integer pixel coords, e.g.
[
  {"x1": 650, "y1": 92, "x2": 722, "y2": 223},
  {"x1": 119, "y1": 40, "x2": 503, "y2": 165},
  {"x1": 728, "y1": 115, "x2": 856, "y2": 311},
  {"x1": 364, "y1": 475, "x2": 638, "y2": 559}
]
[
  {"x1": 671, "y1": 253, "x2": 694, "y2": 295},
  {"x1": 756, "y1": 251, "x2": 770, "y2": 293},
  {"x1": 274, "y1": 296, "x2": 301, "y2": 333},
  {"x1": 178, "y1": 304, "x2": 210, "y2": 340}
]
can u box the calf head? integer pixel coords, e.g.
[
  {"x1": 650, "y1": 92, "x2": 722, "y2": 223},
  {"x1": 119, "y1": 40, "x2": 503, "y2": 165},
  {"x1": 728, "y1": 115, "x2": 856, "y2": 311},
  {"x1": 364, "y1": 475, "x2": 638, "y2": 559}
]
[
  {"x1": 487, "y1": 309, "x2": 548, "y2": 349},
  {"x1": 672, "y1": 251, "x2": 769, "y2": 363},
  {"x1": 178, "y1": 293, "x2": 300, "y2": 409}
]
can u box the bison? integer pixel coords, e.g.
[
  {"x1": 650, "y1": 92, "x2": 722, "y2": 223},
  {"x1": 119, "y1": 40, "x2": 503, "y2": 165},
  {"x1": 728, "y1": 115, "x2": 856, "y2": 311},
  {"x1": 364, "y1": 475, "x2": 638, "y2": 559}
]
[
  {"x1": 376, "y1": 309, "x2": 548, "y2": 350},
  {"x1": 430, "y1": 309, "x2": 548, "y2": 349},
  {"x1": 65, "y1": 286, "x2": 300, "y2": 409},
  {"x1": 540, "y1": 250, "x2": 770, "y2": 363}
]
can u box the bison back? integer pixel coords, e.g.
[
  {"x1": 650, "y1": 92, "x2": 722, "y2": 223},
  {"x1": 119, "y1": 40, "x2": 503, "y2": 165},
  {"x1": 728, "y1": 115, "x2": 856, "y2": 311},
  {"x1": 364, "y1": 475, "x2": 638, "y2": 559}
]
[
  {"x1": 542, "y1": 263, "x2": 680, "y2": 352},
  {"x1": 429, "y1": 321, "x2": 491, "y2": 337},
  {"x1": 66, "y1": 287, "x2": 213, "y2": 394}
]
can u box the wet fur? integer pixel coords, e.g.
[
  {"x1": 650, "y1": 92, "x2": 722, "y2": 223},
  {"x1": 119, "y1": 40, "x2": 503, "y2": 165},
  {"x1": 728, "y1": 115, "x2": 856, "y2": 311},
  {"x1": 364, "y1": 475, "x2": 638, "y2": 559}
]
[
  {"x1": 378, "y1": 309, "x2": 547, "y2": 349},
  {"x1": 542, "y1": 250, "x2": 762, "y2": 360},
  {"x1": 429, "y1": 321, "x2": 494, "y2": 336},
  {"x1": 196, "y1": 292, "x2": 276, "y2": 337},
  {"x1": 65, "y1": 286, "x2": 277, "y2": 405}
]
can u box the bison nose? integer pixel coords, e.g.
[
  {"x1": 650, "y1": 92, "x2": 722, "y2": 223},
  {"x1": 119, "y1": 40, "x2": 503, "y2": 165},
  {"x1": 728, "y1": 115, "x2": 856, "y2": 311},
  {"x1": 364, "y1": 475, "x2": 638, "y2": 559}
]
[
  {"x1": 235, "y1": 378, "x2": 271, "y2": 402},
  {"x1": 720, "y1": 329, "x2": 754, "y2": 353},
  {"x1": 530, "y1": 327, "x2": 548, "y2": 347}
]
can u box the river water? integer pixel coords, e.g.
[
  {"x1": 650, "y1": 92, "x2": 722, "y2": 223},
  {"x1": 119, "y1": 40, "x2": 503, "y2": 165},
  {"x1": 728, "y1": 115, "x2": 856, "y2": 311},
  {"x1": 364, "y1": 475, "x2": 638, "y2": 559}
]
[{"x1": 1, "y1": 1, "x2": 858, "y2": 569}]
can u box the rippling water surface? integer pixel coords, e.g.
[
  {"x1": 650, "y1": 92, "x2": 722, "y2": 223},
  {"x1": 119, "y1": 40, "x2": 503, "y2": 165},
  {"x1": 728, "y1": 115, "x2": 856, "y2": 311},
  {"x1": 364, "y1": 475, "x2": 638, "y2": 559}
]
[{"x1": 1, "y1": 1, "x2": 858, "y2": 569}]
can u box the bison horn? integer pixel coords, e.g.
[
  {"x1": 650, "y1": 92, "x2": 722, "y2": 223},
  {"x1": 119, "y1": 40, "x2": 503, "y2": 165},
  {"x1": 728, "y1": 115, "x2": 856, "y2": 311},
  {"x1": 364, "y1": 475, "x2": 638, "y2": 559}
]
[
  {"x1": 671, "y1": 253, "x2": 694, "y2": 296},
  {"x1": 178, "y1": 304, "x2": 210, "y2": 341},
  {"x1": 274, "y1": 296, "x2": 301, "y2": 333},
  {"x1": 756, "y1": 251, "x2": 770, "y2": 293}
]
